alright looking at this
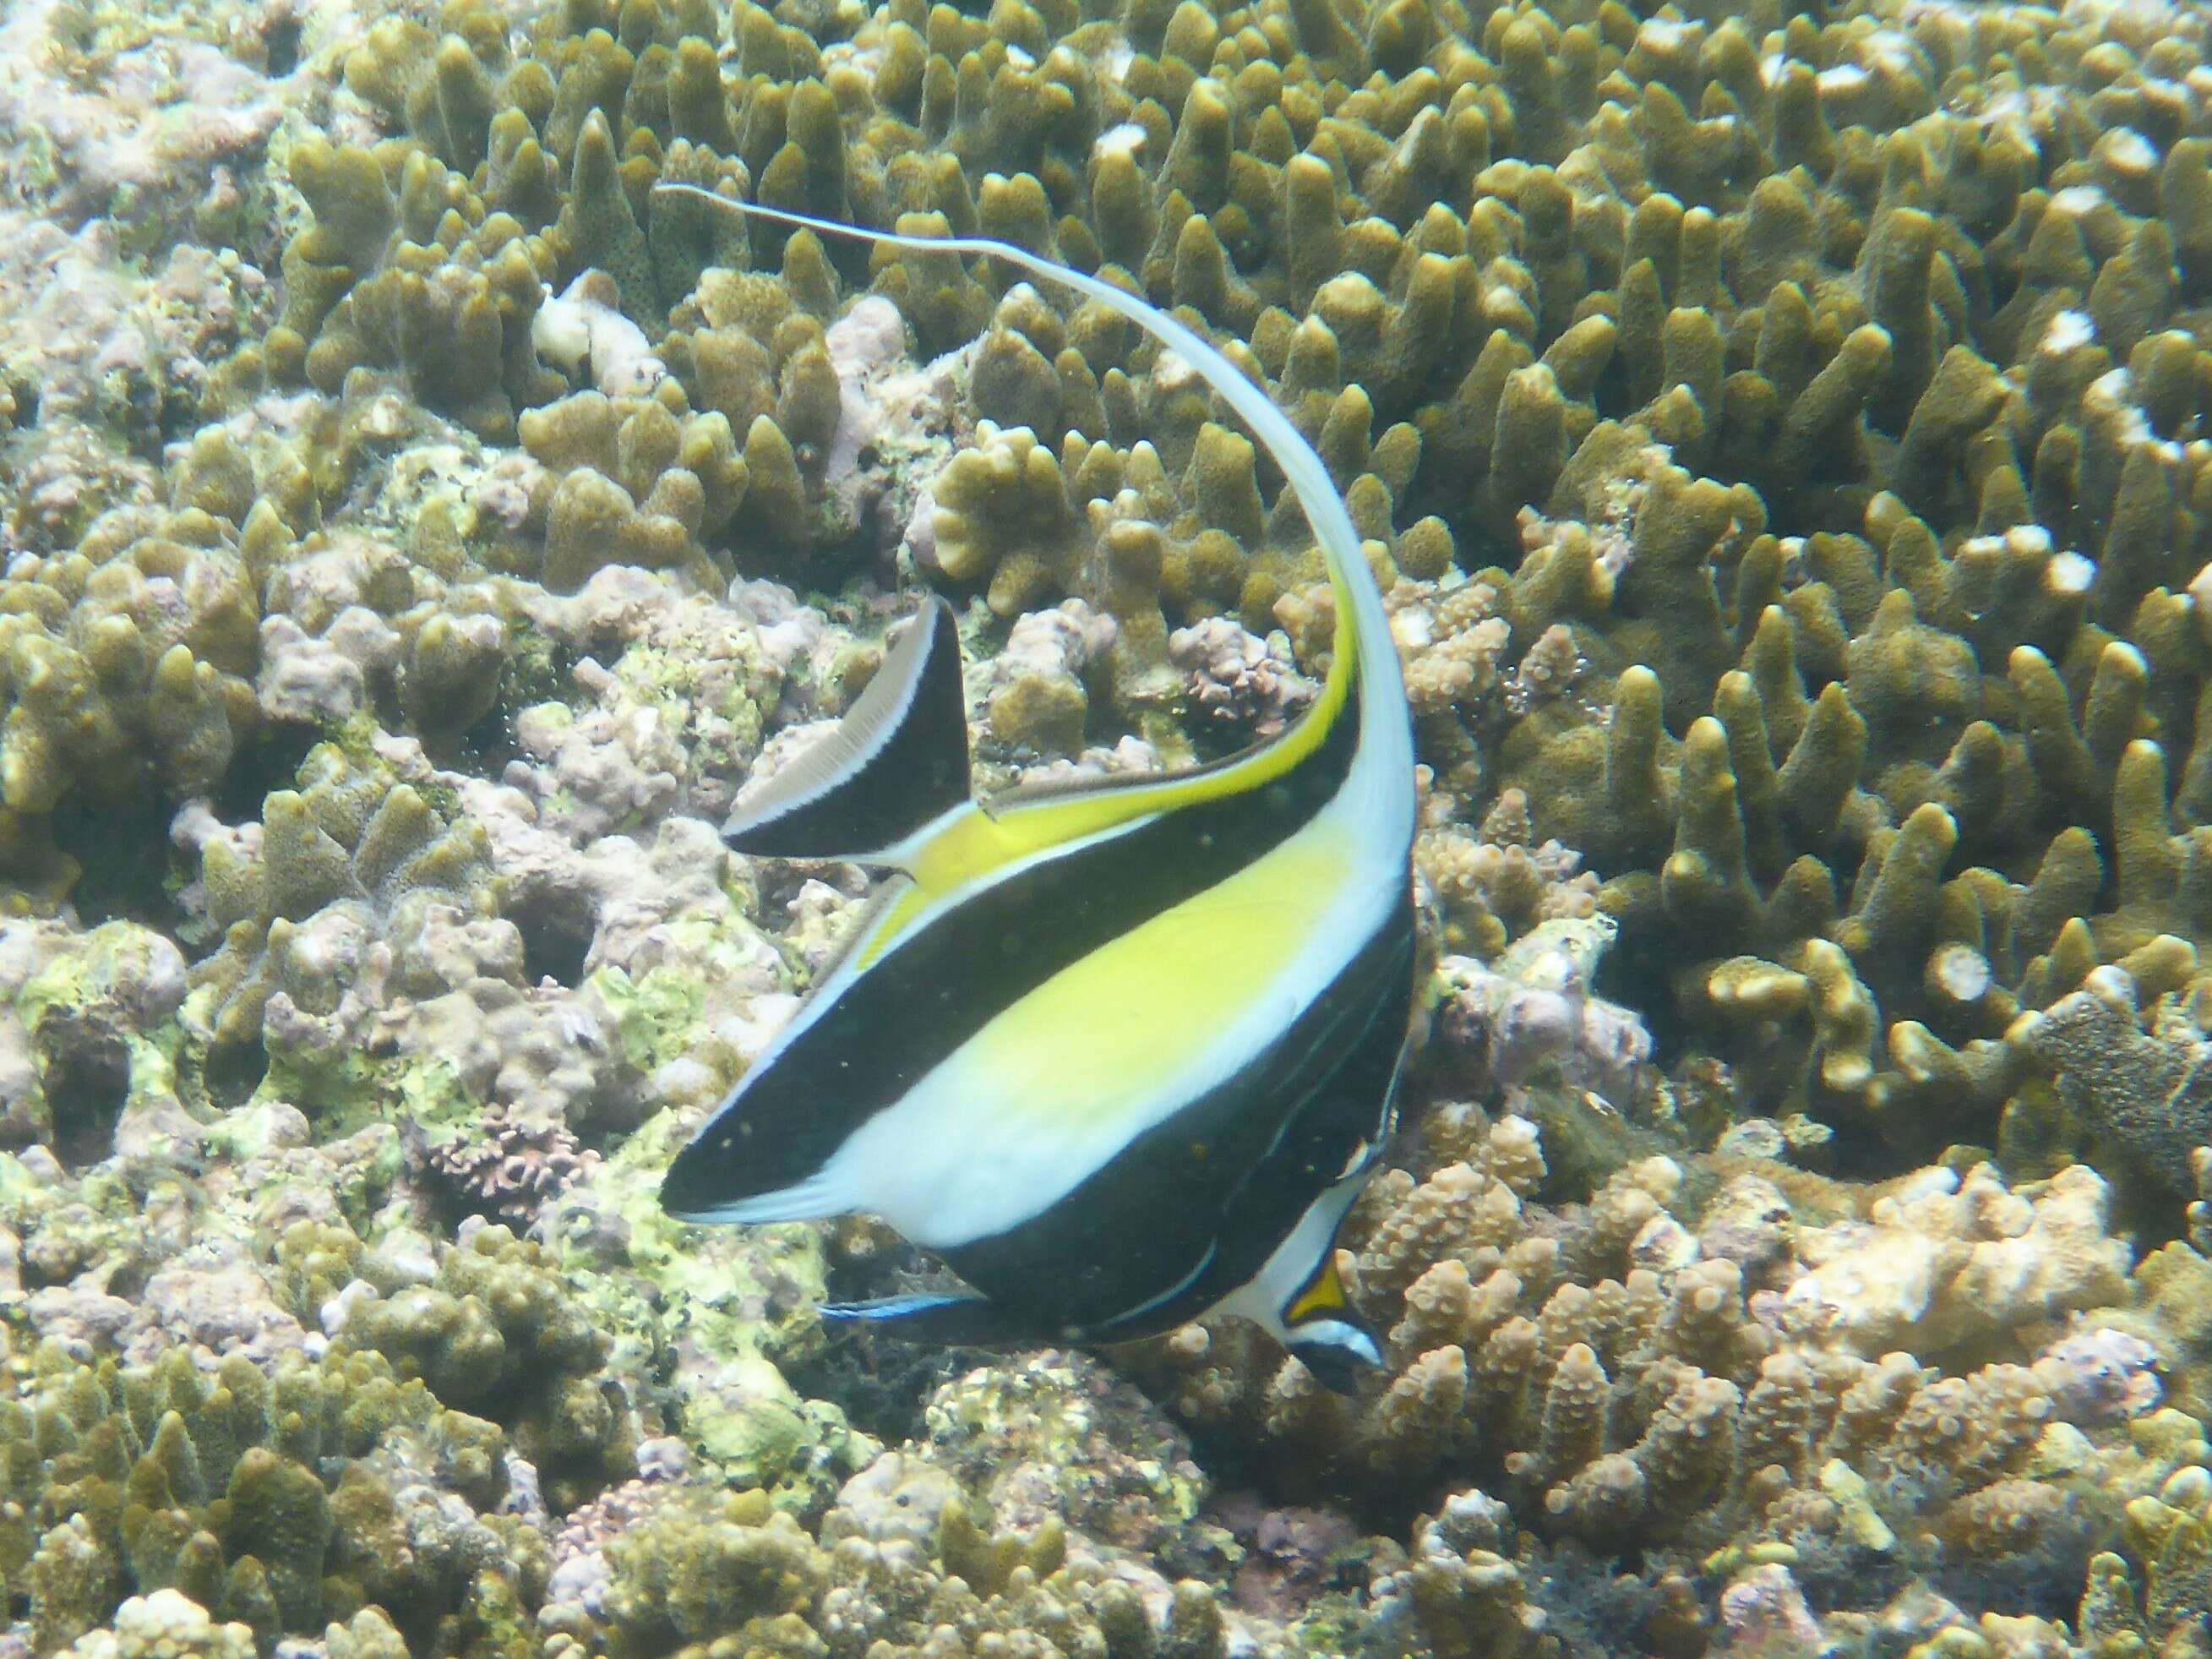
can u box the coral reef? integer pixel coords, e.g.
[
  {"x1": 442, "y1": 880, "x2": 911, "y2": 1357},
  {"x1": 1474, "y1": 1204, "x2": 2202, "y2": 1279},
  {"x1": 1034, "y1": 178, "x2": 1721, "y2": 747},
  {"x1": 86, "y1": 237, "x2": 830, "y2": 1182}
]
[
  {"x1": 1136, "y1": 1094, "x2": 2212, "y2": 1650},
  {"x1": 9, "y1": 0, "x2": 2212, "y2": 1648},
  {"x1": 19, "y1": 0, "x2": 2209, "y2": 1153},
  {"x1": 274, "y1": 0, "x2": 2212, "y2": 1165}
]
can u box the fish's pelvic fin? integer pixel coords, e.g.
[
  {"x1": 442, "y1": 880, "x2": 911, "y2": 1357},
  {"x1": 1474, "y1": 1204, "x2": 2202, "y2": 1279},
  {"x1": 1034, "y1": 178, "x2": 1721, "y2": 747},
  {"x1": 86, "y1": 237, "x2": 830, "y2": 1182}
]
[
  {"x1": 818, "y1": 1291, "x2": 1044, "y2": 1345},
  {"x1": 723, "y1": 598, "x2": 971, "y2": 863}
]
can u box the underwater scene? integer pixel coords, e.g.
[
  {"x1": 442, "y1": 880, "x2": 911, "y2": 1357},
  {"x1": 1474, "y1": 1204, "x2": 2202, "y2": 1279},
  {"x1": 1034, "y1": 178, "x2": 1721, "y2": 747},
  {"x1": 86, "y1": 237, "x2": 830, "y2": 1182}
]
[{"x1": 4, "y1": 0, "x2": 2212, "y2": 1648}]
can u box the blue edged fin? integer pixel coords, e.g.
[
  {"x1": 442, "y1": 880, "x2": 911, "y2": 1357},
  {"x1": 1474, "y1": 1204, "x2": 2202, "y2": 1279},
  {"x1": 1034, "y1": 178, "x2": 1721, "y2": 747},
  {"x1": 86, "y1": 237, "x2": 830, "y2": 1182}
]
[
  {"x1": 819, "y1": 1291, "x2": 1046, "y2": 1345},
  {"x1": 724, "y1": 598, "x2": 970, "y2": 862}
]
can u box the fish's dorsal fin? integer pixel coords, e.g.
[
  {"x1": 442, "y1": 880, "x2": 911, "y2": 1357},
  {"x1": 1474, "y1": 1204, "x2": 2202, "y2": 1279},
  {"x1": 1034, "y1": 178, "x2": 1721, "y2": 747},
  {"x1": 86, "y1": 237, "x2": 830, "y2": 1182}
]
[
  {"x1": 724, "y1": 598, "x2": 971, "y2": 863},
  {"x1": 650, "y1": 184, "x2": 1414, "y2": 825}
]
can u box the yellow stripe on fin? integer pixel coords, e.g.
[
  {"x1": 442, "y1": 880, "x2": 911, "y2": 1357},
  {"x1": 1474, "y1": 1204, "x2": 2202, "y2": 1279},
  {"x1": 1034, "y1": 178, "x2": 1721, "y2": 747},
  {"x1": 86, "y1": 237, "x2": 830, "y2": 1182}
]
[{"x1": 871, "y1": 637, "x2": 1354, "y2": 914}]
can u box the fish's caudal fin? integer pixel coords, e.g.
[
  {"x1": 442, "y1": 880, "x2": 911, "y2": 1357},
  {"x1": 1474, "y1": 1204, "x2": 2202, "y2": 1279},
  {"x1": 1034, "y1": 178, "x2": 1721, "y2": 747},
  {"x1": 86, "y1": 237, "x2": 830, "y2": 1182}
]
[
  {"x1": 819, "y1": 1291, "x2": 1044, "y2": 1345},
  {"x1": 724, "y1": 598, "x2": 971, "y2": 862}
]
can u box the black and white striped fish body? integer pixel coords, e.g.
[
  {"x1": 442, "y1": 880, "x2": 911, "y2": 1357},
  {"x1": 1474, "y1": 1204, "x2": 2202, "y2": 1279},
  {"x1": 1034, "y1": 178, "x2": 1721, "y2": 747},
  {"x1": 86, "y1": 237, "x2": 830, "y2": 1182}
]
[
  {"x1": 931, "y1": 885, "x2": 1419, "y2": 1350},
  {"x1": 652, "y1": 194, "x2": 1419, "y2": 1385}
]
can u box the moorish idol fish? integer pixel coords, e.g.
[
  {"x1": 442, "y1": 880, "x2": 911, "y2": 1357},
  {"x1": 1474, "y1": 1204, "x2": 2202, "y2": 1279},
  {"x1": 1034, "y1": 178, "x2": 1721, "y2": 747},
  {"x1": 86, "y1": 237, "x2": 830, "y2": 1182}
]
[{"x1": 651, "y1": 186, "x2": 1419, "y2": 1389}]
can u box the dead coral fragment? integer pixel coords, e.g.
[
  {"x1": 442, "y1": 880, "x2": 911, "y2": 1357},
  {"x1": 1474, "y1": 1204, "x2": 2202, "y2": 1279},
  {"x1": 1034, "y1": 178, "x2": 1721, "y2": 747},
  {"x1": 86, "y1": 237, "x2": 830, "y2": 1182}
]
[{"x1": 533, "y1": 271, "x2": 669, "y2": 396}]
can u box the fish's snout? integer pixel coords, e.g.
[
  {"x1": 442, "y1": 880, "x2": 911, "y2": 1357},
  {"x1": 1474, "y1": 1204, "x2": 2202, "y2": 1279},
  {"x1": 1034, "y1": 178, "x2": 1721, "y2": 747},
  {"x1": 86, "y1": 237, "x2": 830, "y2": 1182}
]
[{"x1": 1286, "y1": 1317, "x2": 1386, "y2": 1395}]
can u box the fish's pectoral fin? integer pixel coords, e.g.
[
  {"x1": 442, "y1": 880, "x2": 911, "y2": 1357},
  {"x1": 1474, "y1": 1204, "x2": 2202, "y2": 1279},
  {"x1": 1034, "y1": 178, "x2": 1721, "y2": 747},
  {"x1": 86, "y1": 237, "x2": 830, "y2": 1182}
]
[
  {"x1": 724, "y1": 598, "x2": 970, "y2": 863},
  {"x1": 819, "y1": 1291, "x2": 1049, "y2": 1346}
]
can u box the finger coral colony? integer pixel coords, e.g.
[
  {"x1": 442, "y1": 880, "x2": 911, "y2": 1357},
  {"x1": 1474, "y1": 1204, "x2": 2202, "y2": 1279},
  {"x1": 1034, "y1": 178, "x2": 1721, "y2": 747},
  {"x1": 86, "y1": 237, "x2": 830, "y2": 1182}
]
[{"x1": 1, "y1": 0, "x2": 2211, "y2": 1645}]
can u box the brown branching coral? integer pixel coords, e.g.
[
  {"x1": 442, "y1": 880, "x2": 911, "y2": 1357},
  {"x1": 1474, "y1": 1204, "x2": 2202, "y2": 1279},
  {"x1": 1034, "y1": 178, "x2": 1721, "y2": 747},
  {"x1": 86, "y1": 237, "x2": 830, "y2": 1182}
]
[
  {"x1": 74, "y1": 0, "x2": 2203, "y2": 1169},
  {"x1": 0, "y1": 1216, "x2": 637, "y2": 1659},
  {"x1": 1130, "y1": 1101, "x2": 2188, "y2": 1640}
]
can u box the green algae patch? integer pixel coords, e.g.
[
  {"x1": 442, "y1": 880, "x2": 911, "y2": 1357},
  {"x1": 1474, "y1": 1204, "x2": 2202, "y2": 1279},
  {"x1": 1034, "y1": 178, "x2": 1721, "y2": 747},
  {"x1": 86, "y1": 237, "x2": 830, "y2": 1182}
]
[
  {"x1": 590, "y1": 962, "x2": 709, "y2": 1080},
  {"x1": 548, "y1": 1106, "x2": 875, "y2": 1516}
]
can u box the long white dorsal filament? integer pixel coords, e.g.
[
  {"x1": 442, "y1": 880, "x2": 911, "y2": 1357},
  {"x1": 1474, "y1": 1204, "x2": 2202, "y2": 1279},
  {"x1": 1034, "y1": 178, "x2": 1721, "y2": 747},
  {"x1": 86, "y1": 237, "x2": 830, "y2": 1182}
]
[{"x1": 648, "y1": 183, "x2": 1414, "y2": 788}]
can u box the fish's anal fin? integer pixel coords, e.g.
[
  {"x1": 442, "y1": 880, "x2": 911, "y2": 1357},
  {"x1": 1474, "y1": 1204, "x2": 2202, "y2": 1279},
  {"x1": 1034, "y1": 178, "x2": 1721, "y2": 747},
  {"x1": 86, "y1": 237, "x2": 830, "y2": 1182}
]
[
  {"x1": 724, "y1": 598, "x2": 970, "y2": 863},
  {"x1": 819, "y1": 1291, "x2": 1048, "y2": 1346}
]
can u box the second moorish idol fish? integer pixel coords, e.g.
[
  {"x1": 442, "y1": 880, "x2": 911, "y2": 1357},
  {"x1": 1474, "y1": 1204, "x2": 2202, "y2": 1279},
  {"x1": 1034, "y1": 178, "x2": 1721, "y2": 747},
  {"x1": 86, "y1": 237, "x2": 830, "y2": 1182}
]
[{"x1": 651, "y1": 186, "x2": 1419, "y2": 1389}]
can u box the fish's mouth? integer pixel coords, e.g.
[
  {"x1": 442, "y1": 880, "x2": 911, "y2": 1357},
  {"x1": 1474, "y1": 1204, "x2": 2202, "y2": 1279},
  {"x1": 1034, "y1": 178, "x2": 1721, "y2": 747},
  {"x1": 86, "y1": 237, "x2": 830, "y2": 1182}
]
[
  {"x1": 1289, "y1": 1340, "x2": 1377, "y2": 1395},
  {"x1": 1285, "y1": 1313, "x2": 1385, "y2": 1395}
]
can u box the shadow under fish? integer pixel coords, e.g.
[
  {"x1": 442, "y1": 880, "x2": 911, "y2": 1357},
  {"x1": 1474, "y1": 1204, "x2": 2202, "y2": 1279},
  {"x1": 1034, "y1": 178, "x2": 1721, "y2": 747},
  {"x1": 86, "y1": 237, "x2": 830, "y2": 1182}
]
[{"x1": 653, "y1": 188, "x2": 1419, "y2": 1394}]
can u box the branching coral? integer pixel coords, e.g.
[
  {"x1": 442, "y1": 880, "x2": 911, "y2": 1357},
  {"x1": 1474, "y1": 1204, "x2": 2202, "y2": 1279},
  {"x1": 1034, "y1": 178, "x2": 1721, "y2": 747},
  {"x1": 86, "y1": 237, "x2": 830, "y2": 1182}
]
[
  {"x1": 0, "y1": 1331, "x2": 558, "y2": 1656},
  {"x1": 279, "y1": 0, "x2": 2212, "y2": 1166},
  {"x1": 121, "y1": 0, "x2": 2212, "y2": 1166},
  {"x1": 7, "y1": 0, "x2": 2212, "y2": 1652},
  {"x1": 1129, "y1": 1098, "x2": 2205, "y2": 1642}
]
